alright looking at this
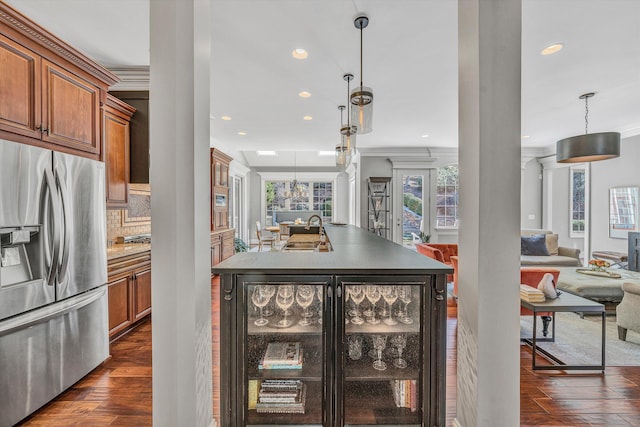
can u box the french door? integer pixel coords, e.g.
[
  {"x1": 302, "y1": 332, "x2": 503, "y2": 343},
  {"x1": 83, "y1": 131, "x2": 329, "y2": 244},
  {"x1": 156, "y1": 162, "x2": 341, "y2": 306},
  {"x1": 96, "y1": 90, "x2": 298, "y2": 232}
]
[{"x1": 392, "y1": 169, "x2": 429, "y2": 248}]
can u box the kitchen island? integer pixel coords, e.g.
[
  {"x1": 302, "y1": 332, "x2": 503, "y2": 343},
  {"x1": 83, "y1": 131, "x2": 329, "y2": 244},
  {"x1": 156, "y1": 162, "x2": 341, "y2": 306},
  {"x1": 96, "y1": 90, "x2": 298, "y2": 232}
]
[{"x1": 212, "y1": 224, "x2": 452, "y2": 427}]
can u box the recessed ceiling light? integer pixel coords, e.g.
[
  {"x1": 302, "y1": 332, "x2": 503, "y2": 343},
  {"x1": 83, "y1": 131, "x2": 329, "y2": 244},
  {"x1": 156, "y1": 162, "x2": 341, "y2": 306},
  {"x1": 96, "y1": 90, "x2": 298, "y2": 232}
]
[
  {"x1": 257, "y1": 150, "x2": 276, "y2": 156},
  {"x1": 421, "y1": 134, "x2": 430, "y2": 138},
  {"x1": 237, "y1": 131, "x2": 247, "y2": 136},
  {"x1": 291, "y1": 48, "x2": 308, "y2": 59},
  {"x1": 298, "y1": 91, "x2": 311, "y2": 98},
  {"x1": 303, "y1": 116, "x2": 313, "y2": 121},
  {"x1": 221, "y1": 116, "x2": 232, "y2": 121},
  {"x1": 318, "y1": 151, "x2": 334, "y2": 156},
  {"x1": 541, "y1": 43, "x2": 563, "y2": 56}
]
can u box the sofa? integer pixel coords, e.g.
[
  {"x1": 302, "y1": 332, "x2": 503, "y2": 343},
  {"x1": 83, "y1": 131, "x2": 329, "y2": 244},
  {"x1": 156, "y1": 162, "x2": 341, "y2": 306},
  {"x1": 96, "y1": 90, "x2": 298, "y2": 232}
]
[{"x1": 521, "y1": 229, "x2": 581, "y2": 267}]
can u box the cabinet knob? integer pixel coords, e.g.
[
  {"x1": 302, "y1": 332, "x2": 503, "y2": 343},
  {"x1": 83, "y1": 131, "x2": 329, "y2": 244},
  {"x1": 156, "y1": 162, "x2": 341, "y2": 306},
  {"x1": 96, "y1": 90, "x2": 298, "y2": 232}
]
[{"x1": 435, "y1": 294, "x2": 444, "y2": 301}]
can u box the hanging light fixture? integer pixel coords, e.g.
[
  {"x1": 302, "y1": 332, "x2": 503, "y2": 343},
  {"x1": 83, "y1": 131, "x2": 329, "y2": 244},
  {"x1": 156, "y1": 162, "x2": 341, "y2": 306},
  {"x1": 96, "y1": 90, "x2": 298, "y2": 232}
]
[
  {"x1": 285, "y1": 152, "x2": 308, "y2": 199},
  {"x1": 336, "y1": 105, "x2": 351, "y2": 166},
  {"x1": 350, "y1": 15, "x2": 373, "y2": 134},
  {"x1": 556, "y1": 92, "x2": 620, "y2": 163},
  {"x1": 342, "y1": 73, "x2": 357, "y2": 154}
]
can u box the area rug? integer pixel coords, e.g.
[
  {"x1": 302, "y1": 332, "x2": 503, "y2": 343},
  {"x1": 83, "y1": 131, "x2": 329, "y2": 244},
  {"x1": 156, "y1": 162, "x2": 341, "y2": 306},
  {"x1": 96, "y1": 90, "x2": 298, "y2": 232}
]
[{"x1": 520, "y1": 312, "x2": 640, "y2": 366}]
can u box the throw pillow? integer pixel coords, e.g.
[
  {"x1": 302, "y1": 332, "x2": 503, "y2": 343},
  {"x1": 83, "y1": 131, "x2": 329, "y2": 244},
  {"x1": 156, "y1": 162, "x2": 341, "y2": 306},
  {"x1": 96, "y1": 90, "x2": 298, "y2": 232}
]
[
  {"x1": 521, "y1": 234, "x2": 550, "y2": 256},
  {"x1": 545, "y1": 234, "x2": 559, "y2": 256}
]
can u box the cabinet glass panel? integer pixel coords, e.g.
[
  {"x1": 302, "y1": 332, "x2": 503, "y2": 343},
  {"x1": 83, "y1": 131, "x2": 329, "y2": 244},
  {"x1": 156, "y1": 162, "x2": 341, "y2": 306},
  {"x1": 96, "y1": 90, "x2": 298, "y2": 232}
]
[
  {"x1": 342, "y1": 283, "x2": 422, "y2": 426},
  {"x1": 245, "y1": 282, "x2": 327, "y2": 426}
]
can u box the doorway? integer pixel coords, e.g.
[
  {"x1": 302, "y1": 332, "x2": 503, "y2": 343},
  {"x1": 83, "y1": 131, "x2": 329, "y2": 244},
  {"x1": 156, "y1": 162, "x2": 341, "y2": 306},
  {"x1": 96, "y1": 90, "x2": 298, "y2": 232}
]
[{"x1": 393, "y1": 169, "x2": 429, "y2": 248}]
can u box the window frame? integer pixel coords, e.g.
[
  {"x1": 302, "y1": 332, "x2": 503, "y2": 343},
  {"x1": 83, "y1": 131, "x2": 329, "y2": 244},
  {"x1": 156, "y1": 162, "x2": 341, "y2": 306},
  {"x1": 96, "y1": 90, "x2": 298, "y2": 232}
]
[
  {"x1": 569, "y1": 165, "x2": 586, "y2": 238},
  {"x1": 435, "y1": 164, "x2": 459, "y2": 230}
]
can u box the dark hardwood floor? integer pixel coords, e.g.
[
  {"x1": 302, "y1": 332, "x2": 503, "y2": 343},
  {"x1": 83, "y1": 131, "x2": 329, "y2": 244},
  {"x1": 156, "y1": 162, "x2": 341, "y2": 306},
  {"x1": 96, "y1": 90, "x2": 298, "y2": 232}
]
[{"x1": 17, "y1": 279, "x2": 640, "y2": 426}]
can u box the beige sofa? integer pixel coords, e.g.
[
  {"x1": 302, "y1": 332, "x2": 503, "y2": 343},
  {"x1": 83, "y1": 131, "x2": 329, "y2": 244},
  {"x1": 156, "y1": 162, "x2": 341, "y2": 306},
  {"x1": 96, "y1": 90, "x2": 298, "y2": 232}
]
[
  {"x1": 521, "y1": 229, "x2": 581, "y2": 267},
  {"x1": 617, "y1": 282, "x2": 640, "y2": 341}
]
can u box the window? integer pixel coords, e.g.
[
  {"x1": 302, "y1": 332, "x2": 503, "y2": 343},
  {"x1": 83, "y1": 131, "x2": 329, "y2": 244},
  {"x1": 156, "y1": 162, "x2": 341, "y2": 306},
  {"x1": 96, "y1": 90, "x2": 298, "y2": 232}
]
[
  {"x1": 265, "y1": 180, "x2": 333, "y2": 225},
  {"x1": 570, "y1": 166, "x2": 585, "y2": 236},
  {"x1": 436, "y1": 165, "x2": 459, "y2": 228}
]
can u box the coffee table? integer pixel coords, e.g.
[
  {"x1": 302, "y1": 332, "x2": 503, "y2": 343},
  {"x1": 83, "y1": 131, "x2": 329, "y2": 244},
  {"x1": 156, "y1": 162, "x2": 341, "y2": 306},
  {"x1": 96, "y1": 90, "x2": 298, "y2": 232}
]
[{"x1": 521, "y1": 292, "x2": 605, "y2": 371}]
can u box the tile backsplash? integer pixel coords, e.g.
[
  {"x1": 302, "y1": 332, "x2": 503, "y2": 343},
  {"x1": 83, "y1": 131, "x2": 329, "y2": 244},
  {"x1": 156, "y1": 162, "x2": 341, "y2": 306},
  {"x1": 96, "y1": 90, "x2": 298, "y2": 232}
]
[{"x1": 107, "y1": 209, "x2": 151, "y2": 241}]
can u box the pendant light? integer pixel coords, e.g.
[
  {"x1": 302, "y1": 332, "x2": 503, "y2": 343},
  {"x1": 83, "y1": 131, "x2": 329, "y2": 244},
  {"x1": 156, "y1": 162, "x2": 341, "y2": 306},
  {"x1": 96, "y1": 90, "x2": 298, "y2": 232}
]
[
  {"x1": 336, "y1": 105, "x2": 351, "y2": 166},
  {"x1": 285, "y1": 152, "x2": 308, "y2": 199},
  {"x1": 556, "y1": 92, "x2": 620, "y2": 163},
  {"x1": 350, "y1": 15, "x2": 373, "y2": 134},
  {"x1": 341, "y1": 73, "x2": 357, "y2": 154}
]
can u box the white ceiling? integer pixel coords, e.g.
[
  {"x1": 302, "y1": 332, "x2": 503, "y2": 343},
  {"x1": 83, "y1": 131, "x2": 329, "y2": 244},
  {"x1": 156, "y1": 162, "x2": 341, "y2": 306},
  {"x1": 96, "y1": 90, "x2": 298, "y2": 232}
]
[{"x1": 6, "y1": 0, "x2": 640, "y2": 167}]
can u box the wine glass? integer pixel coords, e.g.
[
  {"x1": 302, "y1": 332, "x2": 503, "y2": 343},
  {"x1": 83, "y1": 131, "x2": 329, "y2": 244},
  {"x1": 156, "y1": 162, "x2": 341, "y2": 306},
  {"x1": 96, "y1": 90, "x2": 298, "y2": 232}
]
[
  {"x1": 251, "y1": 285, "x2": 271, "y2": 326},
  {"x1": 391, "y1": 334, "x2": 408, "y2": 369},
  {"x1": 296, "y1": 285, "x2": 315, "y2": 326},
  {"x1": 381, "y1": 286, "x2": 398, "y2": 325},
  {"x1": 397, "y1": 286, "x2": 414, "y2": 325},
  {"x1": 275, "y1": 285, "x2": 295, "y2": 328},
  {"x1": 371, "y1": 335, "x2": 387, "y2": 371},
  {"x1": 316, "y1": 286, "x2": 324, "y2": 324},
  {"x1": 348, "y1": 285, "x2": 365, "y2": 325},
  {"x1": 262, "y1": 285, "x2": 276, "y2": 317},
  {"x1": 365, "y1": 285, "x2": 381, "y2": 325}
]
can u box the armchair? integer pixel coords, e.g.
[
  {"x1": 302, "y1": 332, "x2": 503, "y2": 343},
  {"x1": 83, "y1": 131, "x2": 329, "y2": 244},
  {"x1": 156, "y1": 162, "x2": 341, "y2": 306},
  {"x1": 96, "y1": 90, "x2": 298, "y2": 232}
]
[
  {"x1": 520, "y1": 267, "x2": 560, "y2": 337},
  {"x1": 416, "y1": 243, "x2": 458, "y2": 284},
  {"x1": 616, "y1": 282, "x2": 640, "y2": 341}
]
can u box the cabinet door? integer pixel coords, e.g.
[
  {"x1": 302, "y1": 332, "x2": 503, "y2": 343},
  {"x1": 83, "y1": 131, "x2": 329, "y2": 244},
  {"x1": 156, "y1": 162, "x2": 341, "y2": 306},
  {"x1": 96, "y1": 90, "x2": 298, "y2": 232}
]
[
  {"x1": 133, "y1": 269, "x2": 152, "y2": 320},
  {"x1": 0, "y1": 34, "x2": 41, "y2": 139},
  {"x1": 211, "y1": 239, "x2": 222, "y2": 267},
  {"x1": 104, "y1": 104, "x2": 130, "y2": 208},
  {"x1": 108, "y1": 276, "x2": 133, "y2": 338},
  {"x1": 233, "y1": 275, "x2": 332, "y2": 427},
  {"x1": 338, "y1": 277, "x2": 426, "y2": 426},
  {"x1": 42, "y1": 60, "x2": 101, "y2": 156}
]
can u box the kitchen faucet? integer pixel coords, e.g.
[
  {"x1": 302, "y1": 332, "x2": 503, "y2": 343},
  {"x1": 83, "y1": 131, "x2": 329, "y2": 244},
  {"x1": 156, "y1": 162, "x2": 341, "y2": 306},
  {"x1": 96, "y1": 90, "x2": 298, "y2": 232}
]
[{"x1": 305, "y1": 214, "x2": 323, "y2": 230}]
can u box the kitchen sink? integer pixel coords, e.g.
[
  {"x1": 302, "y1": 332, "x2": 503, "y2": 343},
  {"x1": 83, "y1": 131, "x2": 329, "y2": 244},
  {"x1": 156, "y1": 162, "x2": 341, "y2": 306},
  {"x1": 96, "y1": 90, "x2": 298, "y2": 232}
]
[{"x1": 280, "y1": 241, "x2": 333, "y2": 252}]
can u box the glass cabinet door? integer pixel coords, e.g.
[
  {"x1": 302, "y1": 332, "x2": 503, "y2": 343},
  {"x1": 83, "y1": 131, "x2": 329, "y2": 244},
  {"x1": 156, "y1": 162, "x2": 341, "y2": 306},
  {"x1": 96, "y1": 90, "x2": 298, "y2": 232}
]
[
  {"x1": 241, "y1": 277, "x2": 331, "y2": 426},
  {"x1": 339, "y1": 279, "x2": 425, "y2": 426}
]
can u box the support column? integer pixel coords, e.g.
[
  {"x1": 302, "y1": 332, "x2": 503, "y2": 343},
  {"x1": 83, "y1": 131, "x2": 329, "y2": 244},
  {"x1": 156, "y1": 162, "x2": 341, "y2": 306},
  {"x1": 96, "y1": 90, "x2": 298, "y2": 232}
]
[
  {"x1": 456, "y1": 0, "x2": 521, "y2": 426},
  {"x1": 150, "y1": 0, "x2": 213, "y2": 426}
]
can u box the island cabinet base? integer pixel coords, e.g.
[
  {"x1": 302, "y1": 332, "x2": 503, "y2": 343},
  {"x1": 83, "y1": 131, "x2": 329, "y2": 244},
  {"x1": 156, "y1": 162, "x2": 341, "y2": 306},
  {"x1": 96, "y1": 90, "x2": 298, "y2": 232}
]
[{"x1": 219, "y1": 272, "x2": 447, "y2": 427}]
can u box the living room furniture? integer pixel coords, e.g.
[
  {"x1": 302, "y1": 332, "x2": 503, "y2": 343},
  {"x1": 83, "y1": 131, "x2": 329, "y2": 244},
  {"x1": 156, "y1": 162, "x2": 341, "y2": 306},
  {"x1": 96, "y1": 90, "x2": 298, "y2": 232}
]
[
  {"x1": 616, "y1": 282, "x2": 640, "y2": 341},
  {"x1": 520, "y1": 268, "x2": 560, "y2": 337},
  {"x1": 521, "y1": 292, "x2": 605, "y2": 371},
  {"x1": 592, "y1": 250, "x2": 628, "y2": 268},
  {"x1": 554, "y1": 267, "x2": 640, "y2": 307},
  {"x1": 416, "y1": 243, "x2": 457, "y2": 284},
  {"x1": 521, "y1": 229, "x2": 581, "y2": 267},
  {"x1": 629, "y1": 232, "x2": 640, "y2": 272},
  {"x1": 450, "y1": 255, "x2": 459, "y2": 298}
]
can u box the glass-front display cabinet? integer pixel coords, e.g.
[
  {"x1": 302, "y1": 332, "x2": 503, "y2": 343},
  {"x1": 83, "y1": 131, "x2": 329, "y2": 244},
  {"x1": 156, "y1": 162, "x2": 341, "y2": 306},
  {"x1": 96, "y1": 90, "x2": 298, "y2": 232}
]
[{"x1": 220, "y1": 274, "x2": 445, "y2": 426}]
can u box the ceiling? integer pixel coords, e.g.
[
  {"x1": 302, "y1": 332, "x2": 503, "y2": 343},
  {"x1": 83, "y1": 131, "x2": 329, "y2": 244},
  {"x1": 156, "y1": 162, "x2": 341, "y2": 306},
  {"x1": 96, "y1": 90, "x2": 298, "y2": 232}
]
[{"x1": 6, "y1": 0, "x2": 640, "y2": 167}]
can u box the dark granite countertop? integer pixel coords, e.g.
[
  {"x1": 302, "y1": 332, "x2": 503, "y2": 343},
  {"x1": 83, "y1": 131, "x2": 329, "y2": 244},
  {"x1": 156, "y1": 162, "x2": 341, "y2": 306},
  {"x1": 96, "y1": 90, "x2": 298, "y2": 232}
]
[{"x1": 211, "y1": 224, "x2": 453, "y2": 275}]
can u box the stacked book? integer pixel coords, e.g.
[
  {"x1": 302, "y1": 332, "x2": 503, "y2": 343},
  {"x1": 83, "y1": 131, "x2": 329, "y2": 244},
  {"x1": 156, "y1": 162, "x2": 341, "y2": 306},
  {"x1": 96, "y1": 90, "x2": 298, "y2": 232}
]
[
  {"x1": 390, "y1": 379, "x2": 418, "y2": 412},
  {"x1": 259, "y1": 342, "x2": 303, "y2": 370},
  {"x1": 256, "y1": 380, "x2": 306, "y2": 414},
  {"x1": 520, "y1": 285, "x2": 545, "y2": 302}
]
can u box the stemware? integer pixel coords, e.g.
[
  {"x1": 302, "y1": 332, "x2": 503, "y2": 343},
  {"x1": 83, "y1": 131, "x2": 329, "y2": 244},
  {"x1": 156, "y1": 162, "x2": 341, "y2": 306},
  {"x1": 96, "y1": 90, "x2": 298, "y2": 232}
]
[
  {"x1": 348, "y1": 285, "x2": 365, "y2": 325},
  {"x1": 251, "y1": 285, "x2": 271, "y2": 326},
  {"x1": 381, "y1": 286, "x2": 398, "y2": 325},
  {"x1": 397, "y1": 286, "x2": 414, "y2": 325},
  {"x1": 316, "y1": 286, "x2": 324, "y2": 324},
  {"x1": 296, "y1": 285, "x2": 315, "y2": 326},
  {"x1": 364, "y1": 285, "x2": 381, "y2": 324},
  {"x1": 262, "y1": 285, "x2": 276, "y2": 317},
  {"x1": 390, "y1": 334, "x2": 408, "y2": 368},
  {"x1": 371, "y1": 335, "x2": 387, "y2": 371},
  {"x1": 275, "y1": 285, "x2": 295, "y2": 328}
]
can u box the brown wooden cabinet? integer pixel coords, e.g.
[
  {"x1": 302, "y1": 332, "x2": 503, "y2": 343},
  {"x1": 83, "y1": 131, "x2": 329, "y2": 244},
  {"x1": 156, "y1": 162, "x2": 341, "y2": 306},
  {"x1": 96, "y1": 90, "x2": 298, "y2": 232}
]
[
  {"x1": 104, "y1": 94, "x2": 135, "y2": 208},
  {"x1": 109, "y1": 91, "x2": 150, "y2": 184},
  {"x1": 211, "y1": 228, "x2": 235, "y2": 270},
  {"x1": 0, "y1": 2, "x2": 118, "y2": 160},
  {"x1": 211, "y1": 148, "x2": 232, "y2": 232},
  {"x1": 107, "y1": 250, "x2": 151, "y2": 340}
]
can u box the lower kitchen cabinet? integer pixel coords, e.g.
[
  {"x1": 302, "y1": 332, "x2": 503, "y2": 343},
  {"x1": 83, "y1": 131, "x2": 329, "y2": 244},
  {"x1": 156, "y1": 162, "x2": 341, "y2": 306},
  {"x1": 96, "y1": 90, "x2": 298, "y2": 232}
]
[
  {"x1": 220, "y1": 273, "x2": 446, "y2": 426},
  {"x1": 107, "y1": 250, "x2": 151, "y2": 340},
  {"x1": 211, "y1": 228, "x2": 235, "y2": 270}
]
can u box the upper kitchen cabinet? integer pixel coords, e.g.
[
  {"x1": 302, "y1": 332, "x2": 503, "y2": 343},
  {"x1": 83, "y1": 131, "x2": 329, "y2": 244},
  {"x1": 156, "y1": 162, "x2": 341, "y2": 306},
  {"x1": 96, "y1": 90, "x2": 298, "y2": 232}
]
[
  {"x1": 211, "y1": 148, "x2": 233, "y2": 232},
  {"x1": 0, "y1": 2, "x2": 118, "y2": 160},
  {"x1": 109, "y1": 91, "x2": 149, "y2": 184},
  {"x1": 104, "y1": 94, "x2": 135, "y2": 208}
]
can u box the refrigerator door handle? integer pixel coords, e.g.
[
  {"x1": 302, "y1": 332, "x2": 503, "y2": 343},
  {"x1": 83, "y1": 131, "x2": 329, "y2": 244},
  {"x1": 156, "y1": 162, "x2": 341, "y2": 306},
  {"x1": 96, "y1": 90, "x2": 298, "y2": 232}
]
[
  {"x1": 42, "y1": 169, "x2": 60, "y2": 287},
  {"x1": 54, "y1": 168, "x2": 70, "y2": 284}
]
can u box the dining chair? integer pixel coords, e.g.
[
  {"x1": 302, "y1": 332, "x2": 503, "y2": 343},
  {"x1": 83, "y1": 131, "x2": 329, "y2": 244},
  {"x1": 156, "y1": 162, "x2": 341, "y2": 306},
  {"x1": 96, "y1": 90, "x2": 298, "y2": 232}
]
[{"x1": 256, "y1": 221, "x2": 276, "y2": 251}]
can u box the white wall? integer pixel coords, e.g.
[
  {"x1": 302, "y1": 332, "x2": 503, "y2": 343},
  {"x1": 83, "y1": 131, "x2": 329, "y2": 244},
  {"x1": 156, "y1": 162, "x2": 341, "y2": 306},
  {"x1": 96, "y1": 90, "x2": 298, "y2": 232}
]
[
  {"x1": 590, "y1": 134, "x2": 640, "y2": 254},
  {"x1": 521, "y1": 159, "x2": 542, "y2": 229}
]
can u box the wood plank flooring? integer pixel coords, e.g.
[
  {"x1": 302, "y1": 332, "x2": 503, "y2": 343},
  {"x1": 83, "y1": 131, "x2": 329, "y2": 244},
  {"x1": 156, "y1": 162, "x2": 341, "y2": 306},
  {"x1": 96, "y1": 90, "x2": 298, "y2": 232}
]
[{"x1": 17, "y1": 280, "x2": 640, "y2": 426}]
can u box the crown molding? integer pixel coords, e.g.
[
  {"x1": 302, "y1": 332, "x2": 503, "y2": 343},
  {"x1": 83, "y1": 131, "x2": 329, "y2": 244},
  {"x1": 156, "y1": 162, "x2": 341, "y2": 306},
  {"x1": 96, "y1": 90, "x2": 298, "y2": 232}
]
[{"x1": 108, "y1": 66, "x2": 150, "y2": 90}]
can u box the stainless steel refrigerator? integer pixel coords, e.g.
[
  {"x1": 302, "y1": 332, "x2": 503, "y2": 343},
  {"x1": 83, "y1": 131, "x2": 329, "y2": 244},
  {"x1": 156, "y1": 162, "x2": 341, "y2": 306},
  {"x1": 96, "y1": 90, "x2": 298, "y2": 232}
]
[{"x1": 0, "y1": 138, "x2": 108, "y2": 427}]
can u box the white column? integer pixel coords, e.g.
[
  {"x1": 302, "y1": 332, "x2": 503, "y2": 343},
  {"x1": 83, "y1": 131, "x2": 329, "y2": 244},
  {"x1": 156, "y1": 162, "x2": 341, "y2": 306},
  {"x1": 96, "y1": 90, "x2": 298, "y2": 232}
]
[
  {"x1": 456, "y1": 0, "x2": 521, "y2": 426},
  {"x1": 150, "y1": 0, "x2": 213, "y2": 426}
]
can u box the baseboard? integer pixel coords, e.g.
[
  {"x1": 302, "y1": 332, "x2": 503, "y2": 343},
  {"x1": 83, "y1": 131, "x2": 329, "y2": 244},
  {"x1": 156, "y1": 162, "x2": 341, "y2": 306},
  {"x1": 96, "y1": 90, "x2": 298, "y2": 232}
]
[{"x1": 452, "y1": 418, "x2": 462, "y2": 427}]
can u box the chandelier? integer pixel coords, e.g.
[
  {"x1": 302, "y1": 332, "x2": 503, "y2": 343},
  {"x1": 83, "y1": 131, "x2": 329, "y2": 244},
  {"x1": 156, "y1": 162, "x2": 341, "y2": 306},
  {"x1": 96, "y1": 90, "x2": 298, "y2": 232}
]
[
  {"x1": 350, "y1": 15, "x2": 373, "y2": 134},
  {"x1": 556, "y1": 92, "x2": 620, "y2": 163},
  {"x1": 284, "y1": 152, "x2": 308, "y2": 199}
]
